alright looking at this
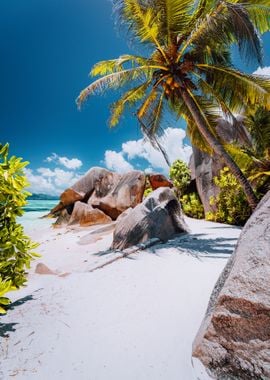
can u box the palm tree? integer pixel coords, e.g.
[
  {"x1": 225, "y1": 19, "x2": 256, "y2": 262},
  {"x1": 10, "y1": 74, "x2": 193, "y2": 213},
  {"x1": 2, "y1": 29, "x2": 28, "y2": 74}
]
[{"x1": 77, "y1": 0, "x2": 270, "y2": 210}]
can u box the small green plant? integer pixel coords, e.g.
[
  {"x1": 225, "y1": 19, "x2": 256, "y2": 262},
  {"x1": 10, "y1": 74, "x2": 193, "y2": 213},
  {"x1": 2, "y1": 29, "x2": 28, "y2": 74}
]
[
  {"x1": 181, "y1": 192, "x2": 205, "y2": 219},
  {"x1": 0, "y1": 143, "x2": 39, "y2": 314},
  {"x1": 143, "y1": 187, "x2": 153, "y2": 198},
  {"x1": 206, "y1": 167, "x2": 252, "y2": 226},
  {"x1": 0, "y1": 278, "x2": 13, "y2": 314},
  {"x1": 169, "y1": 160, "x2": 191, "y2": 196}
]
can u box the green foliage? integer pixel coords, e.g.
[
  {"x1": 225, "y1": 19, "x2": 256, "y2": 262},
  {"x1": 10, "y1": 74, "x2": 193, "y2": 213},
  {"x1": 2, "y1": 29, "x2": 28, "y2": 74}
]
[
  {"x1": 206, "y1": 167, "x2": 252, "y2": 226},
  {"x1": 0, "y1": 143, "x2": 39, "y2": 314},
  {"x1": 0, "y1": 278, "x2": 13, "y2": 314},
  {"x1": 143, "y1": 187, "x2": 153, "y2": 198},
  {"x1": 169, "y1": 159, "x2": 191, "y2": 195},
  {"x1": 181, "y1": 193, "x2": 205, "y2": 219},
  {"x1": 169, "y1": 159, "x2": 204, "y2": 219}
]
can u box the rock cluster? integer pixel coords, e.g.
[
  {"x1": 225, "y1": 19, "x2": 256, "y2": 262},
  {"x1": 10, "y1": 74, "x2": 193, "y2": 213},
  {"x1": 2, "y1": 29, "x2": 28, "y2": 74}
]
[
  {"x1": 49, "y1": 168, "x2": 186, "y2": 248},
  {"x1": 192, "y1": 191, "x2": 270, "y2": 379},
  {"x1": 51, "y1": 167, "x2": 146, "y2": 225}
]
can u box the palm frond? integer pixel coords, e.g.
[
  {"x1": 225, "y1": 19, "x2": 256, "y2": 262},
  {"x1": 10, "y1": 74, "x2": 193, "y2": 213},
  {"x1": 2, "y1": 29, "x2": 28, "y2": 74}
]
[
  {"x1": 197, "y1": 64, "x2": 270, "y2": 110},
  {"x1": 137, "y1": 87, "x2": 159, "y2": 120},
  {"x1": 77, "y1": 65, "x2": 167, "y2": 108},
  {"x1": 249, "y1": 170, "x2": 270, "y2": 181},
  {"x1": 244, "y1": 4, "x2": 270, "y2": 34},
  {"x1": 113, "y1": 0, "x2": 168, "y2": 61},
  {"x1": 185, "y1": 44, "x2": 232, "y2": 67},
  {"x1": 109, "y1": 82, "x2": 150, "y2": 127},
  {"x1": 178, "y1": 1, "x2": 265, "y2": 66},
  {"x1": 224, "y1": 144, "x2": 254, "y2": 171},
  {"x1": 91, "y1": 55, "x2": 150, "y2": 77},
  {"x1": 226, "y1": 2, "x2": 263, "y2": 66},
  {"x1": 137, "y1": 88, "x2": 171, "y2": 166},
  {"x1": 137, "y1": 88, "x2": 166, "y2": 138},
  {"x1": 150, "y1": 0, "x2": 193, "y2": 44}
]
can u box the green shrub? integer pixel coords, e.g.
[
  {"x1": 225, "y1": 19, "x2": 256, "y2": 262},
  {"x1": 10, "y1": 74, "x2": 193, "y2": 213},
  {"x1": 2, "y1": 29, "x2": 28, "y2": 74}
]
[
  {"x1": 169, "y1": 159, "x2": 191, "y2": 196},
  {"x1": 0, "y1": 144, "x2": 39, "y2": 314},
  {"x1": 206, "y1": 167, "x2": 252, "y2": 226},
  {"x1": 0, "y1": 278, "x2": 13, "y2": 314},
  {"x1": 181, "y1": 192, "x2": 205, "y2": 219},
  {"x1": 143, "y1": 187, "x2": 153, "y2": 198}
]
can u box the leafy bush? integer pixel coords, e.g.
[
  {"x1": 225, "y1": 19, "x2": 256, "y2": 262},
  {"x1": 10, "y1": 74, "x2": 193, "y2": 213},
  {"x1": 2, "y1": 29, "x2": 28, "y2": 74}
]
[
  {"x1": 143, "y1": 187, "x2": 153, "y2": 198},
  {"x1": 0, "y1": 278, "x2": 13, "y2": 314},
  {"x1": 206, "y1": 167, "x2": 252, "y2": 226},
  {"x1": 0, "y1": 144, "x2": 39, "y2": 314},
  {"x1": 169, "y1": 159, "x2": 204, "y2": 218},
  {"x1": 169, "y1": 159, "x2": 191, "y2": 196},
  {"x1": 181, "y1": 192, "x2": 205, "y2": 219}
]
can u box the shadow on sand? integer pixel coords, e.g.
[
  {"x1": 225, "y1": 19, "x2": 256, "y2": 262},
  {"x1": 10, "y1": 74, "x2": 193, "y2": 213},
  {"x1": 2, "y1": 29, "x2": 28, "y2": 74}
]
[
  {"x1": 94, "y1": 232, "x2": 238, "y2": 261},
  {"x1": 0, "y1": 322, "x2": 18, "y2": 338},
  {"x1": 149, "y1": 233, "x2": 238, "y2": 259},
  {"x1": 0, "y1": 294, "x2": 37, "y2": 338}
]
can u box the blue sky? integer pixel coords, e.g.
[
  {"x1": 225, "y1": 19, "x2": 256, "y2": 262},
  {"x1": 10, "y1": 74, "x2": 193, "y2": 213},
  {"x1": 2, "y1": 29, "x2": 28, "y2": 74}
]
[{"x1": 1, "y1": 0, "x2": 270, "y2": 194}]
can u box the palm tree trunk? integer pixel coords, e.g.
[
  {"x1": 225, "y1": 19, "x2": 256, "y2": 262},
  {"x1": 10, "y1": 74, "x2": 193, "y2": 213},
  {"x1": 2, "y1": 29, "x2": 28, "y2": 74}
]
[{"x1": 181, "y1": 87, "x2": 258, "y2": 210}]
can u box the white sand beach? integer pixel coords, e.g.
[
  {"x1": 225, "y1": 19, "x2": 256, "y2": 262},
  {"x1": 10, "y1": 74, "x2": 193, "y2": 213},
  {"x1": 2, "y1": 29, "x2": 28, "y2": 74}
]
[{"x1": 0, "y1": 216, "x2": 241, "y2": 380}]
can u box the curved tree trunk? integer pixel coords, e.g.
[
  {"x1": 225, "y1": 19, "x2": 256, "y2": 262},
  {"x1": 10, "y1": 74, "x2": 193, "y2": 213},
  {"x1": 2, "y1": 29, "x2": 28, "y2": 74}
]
[{"x1": 181, "y1": 88, "x2": 258, "y2": 210}]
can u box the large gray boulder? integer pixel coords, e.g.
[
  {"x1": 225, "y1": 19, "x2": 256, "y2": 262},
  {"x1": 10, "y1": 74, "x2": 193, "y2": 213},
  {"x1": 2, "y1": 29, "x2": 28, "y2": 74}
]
[
  {"x1": 111, "y1": 187, "x2": 189, "y2": 250},
  {"x1": 190, "y1": 117, "x2": 251, "y2": 213},
  {"x1": 192, "y1": 191, "x2": 270, "y2": 379}
]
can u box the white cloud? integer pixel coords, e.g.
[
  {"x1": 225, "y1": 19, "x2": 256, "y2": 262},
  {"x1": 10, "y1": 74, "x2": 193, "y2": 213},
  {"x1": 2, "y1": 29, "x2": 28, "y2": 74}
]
[
  {"x1": 104, "y1": 127, "x2": 192, "y2": 174},
  {"x1": 25, "y1": 168, "x2": 56, "y2": 195},
  {"x1": 25, "y1": 167, "x2": 82, "y2": 195},
  {"x1": 37, "y1": 167, "x2": 55, "y2": 177},
  {"x1": 105, "y1": 150, "x2": 134, "y2": 173},
  {"x1": 45, "y1": 153, "x2": 82, "y2": 170},
  {"x1": 253, "y1": 66, "x2": 270, "y2": 77}
]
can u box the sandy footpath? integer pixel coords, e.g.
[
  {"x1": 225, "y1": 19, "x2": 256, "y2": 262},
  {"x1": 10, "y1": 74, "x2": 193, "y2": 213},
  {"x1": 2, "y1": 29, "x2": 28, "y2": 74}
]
[{"x1": 0, "y1": 216, "x2": 241, "y2": 380}]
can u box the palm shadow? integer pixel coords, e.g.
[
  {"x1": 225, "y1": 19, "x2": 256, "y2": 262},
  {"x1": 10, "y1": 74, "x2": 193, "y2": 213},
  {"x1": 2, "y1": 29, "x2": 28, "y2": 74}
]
[{"x1": 149, "y1": 233, "x2": 238, "y2": 258}]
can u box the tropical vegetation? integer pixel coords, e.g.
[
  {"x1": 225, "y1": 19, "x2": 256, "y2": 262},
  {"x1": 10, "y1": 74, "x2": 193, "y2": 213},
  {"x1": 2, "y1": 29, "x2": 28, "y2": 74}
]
[
  {"x1": 77, "y1": 0, "x2": 270, "y2": 211},
  {"x1": 206, "y1": 166, "x2": 252, "y2": 225},
  {"x1": 0, "y1": 144, "x2": 39, "y2": 314},
  {"x1": 169, "y1": 159, "x2": 191, "y2": 197},
  {"x1": 169, "y1": 159, "x2": 204, "y2": 219}
]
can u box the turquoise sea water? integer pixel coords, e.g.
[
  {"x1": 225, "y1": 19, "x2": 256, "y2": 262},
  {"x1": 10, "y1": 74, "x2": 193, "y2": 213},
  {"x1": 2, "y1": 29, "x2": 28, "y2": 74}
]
[
  {"x1": 23, "y1": 200, "x2": 58, "y2": 213},
  {"x1": 20, "y1": 200, "x2": 58, "y2": 231}
]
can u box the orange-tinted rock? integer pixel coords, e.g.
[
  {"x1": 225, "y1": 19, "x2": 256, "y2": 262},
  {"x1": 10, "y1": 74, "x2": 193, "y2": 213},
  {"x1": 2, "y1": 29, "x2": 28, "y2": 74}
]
[
  {"x1": 68, "y1": 201, "x2": 112, "y2": 227},
  {"x1": 51, "y1": 189, "x2": 83, "y2": 214},
  {"x1": 148, "y1": 174, "x2": 173, "y2": 190}
]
